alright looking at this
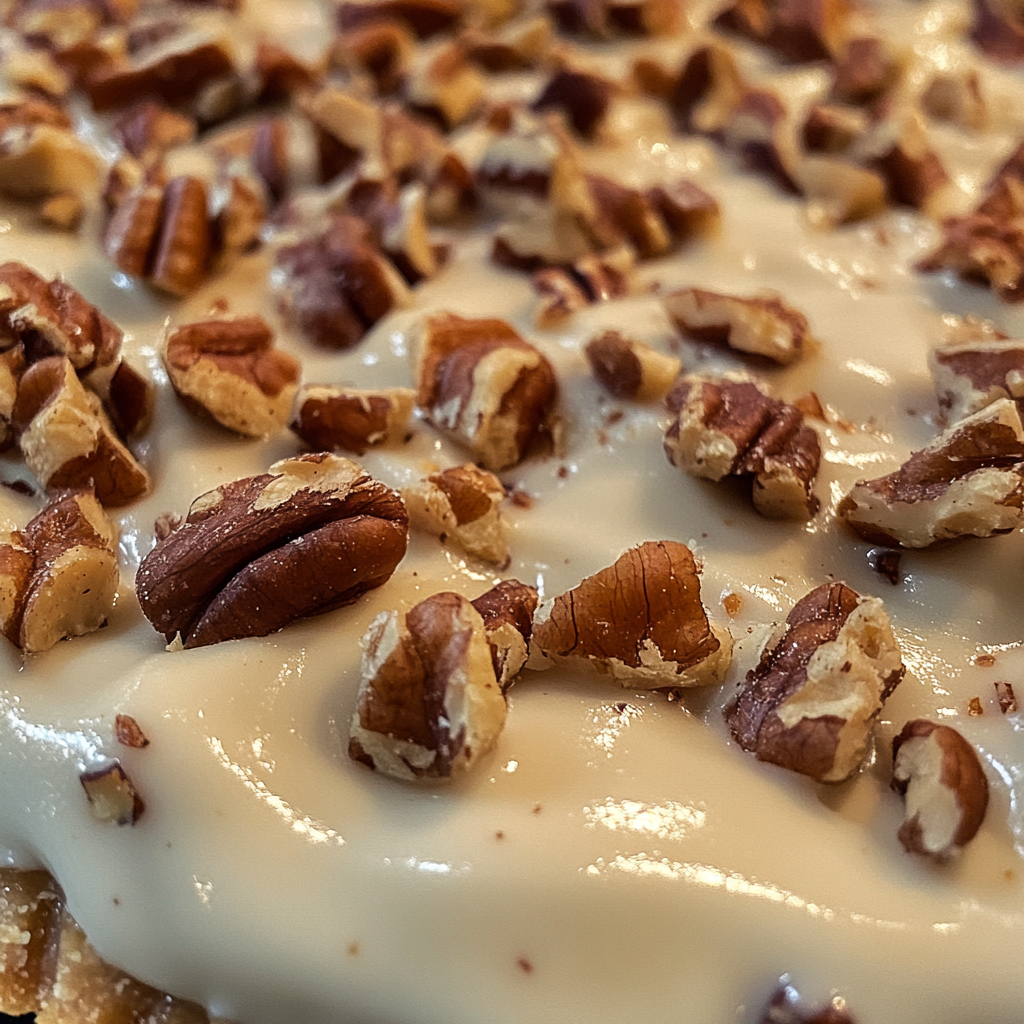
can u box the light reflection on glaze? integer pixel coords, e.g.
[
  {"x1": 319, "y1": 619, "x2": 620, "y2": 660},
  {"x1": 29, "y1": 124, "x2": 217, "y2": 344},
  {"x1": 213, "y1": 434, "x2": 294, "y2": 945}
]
[{"x1": 584, "y1": 798, "x2": 707, "y2": 840}]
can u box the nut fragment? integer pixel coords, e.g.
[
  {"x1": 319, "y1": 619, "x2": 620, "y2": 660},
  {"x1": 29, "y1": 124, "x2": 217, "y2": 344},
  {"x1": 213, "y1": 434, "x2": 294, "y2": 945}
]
[
  {"x1": 664, "y1": 287, "x2": 813, "y2": 365},
  {"x1": 135, "y1": 453, "x2": 409, "y2": 648},
  {"x1": 79, "y1": 762, "x2": 144, "y2": 826},
  {"x1": 532, "y1": 68, "x2": 616, "y2": 140},
  {"x1": 796, "y1": 157, "x2": 886, "y2": 228},
  {"x1": 760, "y1": 979, "x2": 857, "y2": 1024},
  {"x1": 291, "y1": 385, "x2": 414, "y2": 454},
  {"x1": 0, "y1": 868, "x2": 62, "y2": 1016},
  {"x1": 831, "y1": 35, "x2": 898, "y2": 104},
  {"x1": 471, "y1": 579, "x2": 538, "y2": 689},
  {"x1": 584, "y1": 331, "x2": 680, "y2": 401},
  {"x1": 664, "y1": 376, "x2": 822, "y2": 519},
  {"x1": 929, "y1": 337, "x2": 1024, "y2": 423},
  {"x1": 530, "y1": 540, "x2": 733, "y2": 687},
  {"x1": 532, "y1": 246, "x2": 634, "y2": 326},
  {"x1": 891, "y1": 719, "x2": 989, "y2": 858},
  {"x1": 921, "y1": 70, "x2": 986, "y2": 131},
  {"x1": 670, "y1": 42, "x2": 745, "y2": 136},
  {"x1": 348, "y1": 591, "x2": 507, "y2": 781},
  {"x1": 112, "y1": 99, "x2": 195, "y2": 163},
  {"x1": 115, "y1": 714, "x2": 149, "y2": 748},
  {"x1": 971, "y1": 0, "x2": 1024, "y2": 62},
  {"x1": 404, "y1": 41, "x2": 485, "y2": 129},
  {"x1": 413, "y1": 312, "x2": 558, "y2": 471},
  {"x1": 723, "y1": 88, "x2": 800, "y2": 192},
  {"x1": 837, "y1": 398, "x2": 1024, "y2": 547},
  {"x1": 163, "y1": 316, "x2": 300, "y2": 437},
  {"x1": 715, "y1": 0, "x2": 851, "y2": 62},
  {"x1": 0, "y1": 489, "x2": 118, "y2": 654},
  {"x1": 403, "y1": 463, "x2": 511, "y2": 565},
  {"x1": 995, "y1": 681, "x2": 1017, "y2": 713},
  {"x1": 726, "y1": 582, "x2": 905, "y2": 782}
]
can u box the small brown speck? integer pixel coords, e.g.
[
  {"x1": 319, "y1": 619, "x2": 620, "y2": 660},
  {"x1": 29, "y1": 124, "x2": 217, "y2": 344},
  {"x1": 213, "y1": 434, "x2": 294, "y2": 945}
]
[
  {"x1": 906, "y1": 408, "x2": 917, "y2": 417},
  {"x1": 557, "y1": 465, "x2": 569, "y2": 479},
  {"x1": 208, "y1": 296, "x2": 229, "y2": 315},
  {"x1": 968, "y1": 696, "x2": 984, "y2": 716},
  {"x1": 517, "y1": 957, "x2": 534, "y2": 974},
  {"x1": 1006, "y1": 869, "x2": 1016, "y2": 882},
  {"x1": 347, "y1": 942, "x2": 360, "y2": 956},
  {"x1": 604, "y1": 409, "x2": 624, "y2": 426},
  {"x1": 722, "y1": 592, "x2": 742, "y2": 618},
  {"x1": 996, "y1": 681, "x2": 1018, "y2": 714},
  {"x1": 532, "y1": 804, "x2": 542, "y2": 814},
  {"x1": 975, "y1": 653, "x2": 997, "y2": 667},
  {"x1": 793, "y1": 391, "x2": 825, "y2": 421},
  {"x1": 113, "y1": 897, "x2": 120, "y2": 906},
  {"x1": 596, "y1": 429, "x2": 609, "y2": 446},
  {"x1": 495, "y1": 830, "x2": 505, "y2": 840},
  {"x1": 867, "y1": 548, "x2": 901, "y2": 585},
  {"x1": 509, "y1": 489, "x2": 534, "y2": 509}
]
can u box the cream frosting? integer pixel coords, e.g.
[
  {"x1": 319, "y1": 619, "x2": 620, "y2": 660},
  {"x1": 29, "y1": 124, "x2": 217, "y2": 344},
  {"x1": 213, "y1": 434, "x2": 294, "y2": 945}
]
[{"x1": 3, "y1": 1, "x2": 1024, "y2": 1022}]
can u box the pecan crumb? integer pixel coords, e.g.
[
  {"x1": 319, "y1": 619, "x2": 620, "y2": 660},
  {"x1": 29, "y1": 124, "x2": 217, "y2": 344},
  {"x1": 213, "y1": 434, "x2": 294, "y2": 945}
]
[
  {"x1": 975, "y1": 653, "x2": 997, "y2": 667},
  {"x1": 968, "y1": 696, "x2": 984, "y2": 716},
  {"x1": 115, "y1": 714, "x2": 150, "y2": 748},
  {"x1": 996, "y1": 681, "x2": 1017, "y2": 714},
  {"x1": 867, "y1": 548, "x2": 901, "y2": 585},
  {"x1": 80, "y1": 762, "x2": 145, "y2": 826}
]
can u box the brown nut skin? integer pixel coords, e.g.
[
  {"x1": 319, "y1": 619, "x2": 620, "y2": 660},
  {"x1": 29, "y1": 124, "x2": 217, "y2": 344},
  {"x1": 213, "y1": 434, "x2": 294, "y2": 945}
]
[
  {"x1": 530, "y1": 540, "x2": 733, "y2": 687},
  {"x1": 929, "y1": 338, "x2": 1024, "y2": 423},
  {"x1": 149, "y1": 176, "x2": 212, "y2": 297},
  {"x1": 892, "y1": 719, "x2": 989, "y2": 858},
  {"x1": 163, "y1": 315, "x2": 300, "y2": 437},
  {"x1": 471, "y1": 579, "x2": 538, "y2": 690},
  {"x1": 726, "y1": 582, "x2": 905, "y2": 783},
  {"x1": 971, "y1": 0, "x2": 1024, "y2": 63},
  {"x1": 532, "y1": 68, "x2": 615, "y2": 139},
  {"x1": 135, "y1": 453, "x2": 409, "y2": 648},
  {"x1": 348, "y1": 591, "x2": 507, "y2": 782},
  {"x1": 414, "y1": 312, "x2": 558, "y2": 471},
  {"x1": 760, "y1": 981, "x2": 857, "y2": 1024},
  {"x1": 291, "y1": 385, "x2": 415, "y2": 455},
  {"x1": 584, "y1": 330, "x2": 680, "y2": 401},
  {"x1": 670, "y1": 43, "x2": 746, "y2": 136}
]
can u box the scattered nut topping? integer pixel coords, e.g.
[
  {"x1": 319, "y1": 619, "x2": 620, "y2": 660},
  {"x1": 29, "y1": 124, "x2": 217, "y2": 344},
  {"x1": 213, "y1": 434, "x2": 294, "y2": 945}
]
[
  {"x1": 337, "y1": 0, "x2": 463, "y2": 40},
  {"x1": 331, "y1": 21, "x2": 415, "y2": 94},
  {"x1": 471, "y1": 579, "x2": 538, "y2": 690},
  {"x1": 349, "y1": 591, "x2": 507, "y2": 781},
  {"x1": 801, "y1": 103, "x2": 870, "y2": 154},
  {"x1": 726, "y1": 582, "x2": 905, "y2": 783},
  {"x1": 530, "y1": 540, "x2": 733, "y2": 687},
  {"x1": 866, "y1": 112, "x2": 954, "y2": 218},
  {"x1": 891, "y1": 719, "x2": 989, "y2": 858},
  {"x1": 0, "y1": 489, "x2": 118, "y2": 654},
  {"x1": 112, "y1": 99, "x2": 196, "y2": 164},
  {"x1": 404, "y1": 41, "x2": 485, "y2": 129},
  {"x1": 412, "y1": 312, "x2": 558, "y2": 471},
  {"x1": 669, "y1": 42, "x2": 745, "y2": 136},
  {"x1": 723, "y1": 88, "x2": 800, "y2": 193},
  {"x1": 974, "y1": 652, "x2": 997, "y2": 667},
  {"x1": 291, "y1": 385, "x2": 415, "y2": 454},
  {"x1": 115, "y1": 714, "x2": 149, "y2": 748},
  {"x1": 995, "y1": 681, "x2": 1017, "y2": 714},
  {"x1": 38, "y1": 193, "x2": 85, "y2": 232},
  {"x1": 403, "y1": 463, "x2": 511, "y2": 566},
  {"x1": 761, "y1": 979, "x2": 857, "y2": 1024},
  {"x1": 921, "y1": 70, "x2": 987, "y2": 131},
  {"x1": 135, "y1": 454, "x2": 409, "y2": 648},
  {"x1": 664, "y1": 375, "x2": 822, "y2": 520},
  {"x1": 663, "y1": 287, "x2": 814, "y2": 364},
  {"x1": 547, "y1": 0, "x2": 680, "y2": 36},
  {"x1": 929, "y1": 337, "x2": 1024, "y2": 423},
  {"x1": 80, "y1": 762, "x2": 145, "y2": 826},
  {"x1": 866, "y1": 547, "x2": 901, "y2": 585},
  {"x1": 462, "y1": 15, "x2": 552, "y2": 71},
  {"x1": 163, "y1": 316, "x2": 300, "y2": 437},
  {"x1": 837, "y1": 398, "x2": 1024, "y2": 547},
  {"x1": 584, "y1": 331, "x2": 680, "y2": 401}
]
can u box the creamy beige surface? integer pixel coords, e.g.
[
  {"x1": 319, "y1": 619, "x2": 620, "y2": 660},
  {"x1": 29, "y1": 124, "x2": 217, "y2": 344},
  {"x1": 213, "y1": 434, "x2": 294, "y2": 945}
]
[{"x1": 3, "y1": 1, "x2": 1024, "y2": 1022}]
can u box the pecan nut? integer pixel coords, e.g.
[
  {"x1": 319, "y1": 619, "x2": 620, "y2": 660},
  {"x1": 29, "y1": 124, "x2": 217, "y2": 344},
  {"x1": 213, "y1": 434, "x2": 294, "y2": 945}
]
[
  {"x1": 532, "y1": 246, "x2": 634, "y2": 326},
  {"x1": 291, "y1": 385, "x2": 415, "y2": 454},
  {"x1": 135, "y1": 453, "x2": 409, "y2": 648},
  {"x1": 929, "y1": 337, "x2": 1024, "y2": 423},
  {"x1": 584, "y1": 330, "x2": 680, "y2": 401},
  {"x1": 471, "y1": 579, "x2": 538, "y2": 690},
  {"x1": 530, "y1": 540, "x2": 733, "y2": 687},
  {"x1": 726, "y1": 582, "x2": 905, "y2": 782}
]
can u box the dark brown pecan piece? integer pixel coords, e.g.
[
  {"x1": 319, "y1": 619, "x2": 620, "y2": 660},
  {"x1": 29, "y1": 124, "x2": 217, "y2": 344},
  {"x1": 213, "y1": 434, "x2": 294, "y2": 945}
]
[
  {"x1": 715, "y1": 0, "x2": 852, "y2": 62},
  {"x1": 135, "y1": 453, "x2": 409, "y2": 648},
  {"x1": 831, "y1": 36, "x2": 898, "y2": 104},
  {"x1": 670, "y1": 43, "x2": 746, "y2": 136},
  {"x1": 112, "y1": 99, "x2": 195, "y2": 164},
  {"x1": 291, "y1": 384, "x2": 414, "y2": 454},
  {"x1": 331, "y1": 22, "x2": 415, "y2": 95},
  {"x1": 892, "y1": 720, "x2": 989, "y2": 858},
  {"x1": 532, "y1": 68, "x2": 615, "y2": 139},
  {"x1": 461, "y1": 15, "x2": 552, "y2": 71},
  {"x1": 404, "y1": 41, "x2": 485, "y2": 130},
  {"x1": 584, "y1": 330, "x2": 680, "y2": 400},
  {"x1": 972, "y1": 0, "x2": 1024, "y2": 62},
  {"x1": 348, "y1": 591, "x2": 506, "y2": 781},
  {"x1": 530, "y1": 540, "x2": 732, "y2": 686},
  {"x1": 838, "y1": 399, "x2": 1024, "y2": 547},
  {"x1": 254, "y1": 41, "x2": 321, "y2": 103},
  {"x1": 585, "y1": 173, "x2": 670, "y2": 258},
  {"x1": 869, "y1": 113, "x2": 952, "y2": 216},
  {"x1": 336, "y1": 0, "x2": 463, "y2": 39},
  {"x1": 664, "y1": 376, "x2": 821, "y2": 519},
  {"x1": 726, "y1": 582, "x2": 905, "y2": 782},
  {"x1": 532, "y1": 246, "x2": 634, "y2": 326},
  {"x1": 471, "y1": 579, "x2": 538, "y2": 690},
  {"x1": 760, "y1": 980, "x2": 858, "y2": 1024},
  {"x1": 723, "y1": 88, "x2": 800, "y2": 193},
  {"x1": 801, "y1": 103, "x2": 869, "y2": 153},
  {"x1": 996, "y1": 680, "x2": 1017, "y2": 713},
  {"x1": 929, "y1": 337, "x2": 1024, "y2": 422}
]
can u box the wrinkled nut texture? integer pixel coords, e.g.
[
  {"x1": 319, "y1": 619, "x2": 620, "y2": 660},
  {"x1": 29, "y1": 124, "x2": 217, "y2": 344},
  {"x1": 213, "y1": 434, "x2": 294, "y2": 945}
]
[
  {"x1": 471, "y1": 579, "x2": 538, "y2": 690},
  {"x1": 664, "y1": 375, "x2": 821, "y2": 519},
  {"x1": 584, "y1": 330, "x2": 680, "y2": 401},
  {"x1": 79, "y1": 762, "x2": 144, "y2": 826},
  {"x1": 414, "y1": 313, "x2": 558, "y2": 470},
  {"x1": 349, "y1": 591, "x2": 507, "y2": 781},
  {"x1": 530, "y1": 540, "x2": 733, "y2": 687},
  {"x1": 0, "y1": 489, "x2": 118, "y2": 654},
  {"x1": 13, "y1": 357, "x2": 149, "y2": 507},
  {"x1": 403, "y1": 463, "x2": 511, "y2": 565},
  {"x1": 726, "y1": 582, "x2": 905, "y2": 783},
  {"x1": 892, "y1": 719, "x2": 989, "y2": 858},
  {"x1": 163, "y1": 316, "x2": 300, "y2": 437},
  {"x1": 135, "y1": 453, "x2": 409, "y2": 648},
  {"x1": 663, "y1": 287, "x2": 812, "y2": 365},
  {"x1": 838, "y1": 398, "x2": 1024, "y2": 547},
  {"x1": 291, "y1": 385, "x2": 414, "y2": 454},
  {"x1": 929, "y1": 338, "x2": 1024, "y2": 423}
]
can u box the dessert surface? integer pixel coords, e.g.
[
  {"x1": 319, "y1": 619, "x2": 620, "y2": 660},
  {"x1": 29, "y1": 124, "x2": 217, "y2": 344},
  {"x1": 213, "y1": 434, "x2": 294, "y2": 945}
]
[{"x1": 1, "y1": 0, "x2": 1024, "y2": 1022}]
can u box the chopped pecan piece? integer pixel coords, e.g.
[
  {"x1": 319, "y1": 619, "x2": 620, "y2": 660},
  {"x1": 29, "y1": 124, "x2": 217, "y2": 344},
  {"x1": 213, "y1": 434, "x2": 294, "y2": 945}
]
[
  {"x1": 336, "y1": 0, "x2": 463, "y2": 39},
  {"x1": 462, "y1": 15, "x2": 552, "y2": 71},
  {"x1": 796, "y1": 157, "x2": 887, "y2": 228},
  {"x1": 996, "y1": 680, "x2": 1017, "y2": 713},
  {"x1": 647, "y1": 179, "x2": 721, "y2": 242},
  {"x1": 727, "y1": 582, "x2": 905, "y2": 782},
  {"x1": 0, "y1": 347, "x2": 24, "y2": 451},
  {"x1": 303, "y1": 87, "x2": 383, "y2": 183},
  {"x1": 867, "y1": 112, "x2": 953, "y2": 217},
  {"x1": 38, "y1": 193, "x2": 85, "y2": 232},
  {"x1": 929, "y1": 337, "x2": 1024, "y2": 423},
  {"x1": 892, "y1": 720, "x2": 989, "y2": 858},
  {"x1": 349, "y1": 591, "x2": 507, "y2": 781},
  {"x1": 135, "y1": 454, "x2": 408, "y2": 648},
  {"x1": 723, "y1": 88, "x2": 800, "y2": 193},
  {"x1": 0, "y1": 111, "x2": 100, "y2": 204},
  {"x1": 112, "y1": 99, "x2": 195, "y2": 164},
  {"x1": 664, "y1": 288, "x2": 813, "y2": 365},
  {"x1": 760, "y1": 980, "x2": 858, "y2": 1024},
  {"x1": 471, "y1": 579, "x2": 538, "y2": 690},
  {"x1": 532, "y1": 245, "x2": 634, "y2": 326},
  {"x1": 12, "y1": 357, "x2": 149, "y2": 506},
  {"x1": 715, "y1": 0, "x2": 852, "y2": 62},
  {"x1": 254, "y1": 41, "x2": 321, "y2": 103},
  {"x1": 291, "y1": 384, "x2": 415, "y2": 454},
  {"x1": 664, "y1": 376, "x2": 821, "y2": 519},
  {"x1": 547, "y1": 0, "x2": 679, "y2": 35},
  {"x1": 670, "y1": 42, "x2": 745, "y2": 136},
  {"x1": 801, "y1": 103, "x2": 870, "y2": 153},
  {"x1": 586, "y1": 173, "x2": 670, "y2": 258},
  {"x1": 115, "y1": 713, "x2": 149, "y2": 748},
  {"x1": 331, "y1": 21, "x2": 415, "y2": 95},
  {"x1": 584, "y1": 331, "x2": 680, "y2": 401},
  {"x1": 530, "y1": 540, "x2": 733, "y2": 687},
  {"x1": 80, "y1": 762, "x2": 144, "y2": 826},
  {"x1": 532, "y1": 68, "x2": 616, "y2": 140},
  {"x1": 831, "y1": 36, "x2": 898, "y2": 104},
  {"x1": 971, "y1": 0, "x2": 1024, "y2": 62},
  {"x1": 412, "y1": 312, "x2": 558, "y2": 470},
  {"x1": 403, "y1": 463, "x2": 511, "y2": 566},
  {"x1": 921, "y1": 70, "x2": 986, "y2": 131},
  {"x1": 837, "y1": 398, "x2": 1024, "y2": 547},
  {"x1": 0, "y1": 489, "x2": 118, "y2": 653},
  {"x1": 404, "y1": 41, "x2": 485, "y2": 129},
  {"x1": 163, "y1": 316, "x2": 300, "y2": 437}
]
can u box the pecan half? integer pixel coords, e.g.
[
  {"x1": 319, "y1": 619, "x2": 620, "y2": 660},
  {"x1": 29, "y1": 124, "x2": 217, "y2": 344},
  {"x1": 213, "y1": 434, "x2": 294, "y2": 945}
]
[
  {"x1": 348, "y1": 591, "x2": 507, "y2": 781},
  {"x1": 163, "y1": 315, "x2": 300, "y2": 437},
  {"x1": 892, "y1": 720, "x2": 989, "y2": 858},
  {"x1": 664, "y1": 287, "x2": 813, "y2": 364},
  {"x1": 664, "y1": 376, "x2": 821, "y2": 519},
  {"x1": 530, "y1": 540, "x2": 733, "y2": 687},
  {"x1": 403, "y1": 463, "x2": 511, "y2": 565},
  {"x1": 471, "y1": 579, "x2": 538, "y2": 690},
  {"x1": 413, "y1": 312, "x2": 558, "y2": 470},
  {"x1": 291, "y1": 384, "x2": 414, "y2": 454},
  {"x1": 584, "y1": 330, "x2": 680, "y2": 401},
  {"x1": 726, "y1": 582, "x2": 905, "y2": 782},
  {"x1": 929, "y1": 337, "x2": 1024, "y2": 423},
  {"x1": 135, "y1": 453, "x2": 409, "y2": 648},
  {"x1": 837, "y1": 398, "x2": 1024, "y2": 547},
  {"x1": 0, "y1": 489, "x2": 118, "y2": 653}
]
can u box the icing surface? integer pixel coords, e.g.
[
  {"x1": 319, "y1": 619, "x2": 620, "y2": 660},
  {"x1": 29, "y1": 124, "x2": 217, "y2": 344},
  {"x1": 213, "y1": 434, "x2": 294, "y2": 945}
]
[{"x1": 2, "y1": 1, "x2": 1024, "y2": 1022}]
